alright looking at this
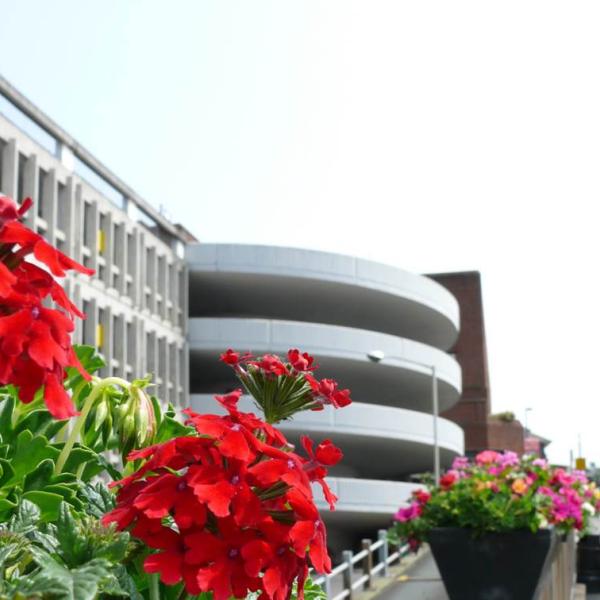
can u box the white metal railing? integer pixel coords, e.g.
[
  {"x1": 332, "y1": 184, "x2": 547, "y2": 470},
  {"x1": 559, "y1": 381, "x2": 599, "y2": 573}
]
[{"x1": 313, "y1": 530, "x2": 410, "y2": 599}]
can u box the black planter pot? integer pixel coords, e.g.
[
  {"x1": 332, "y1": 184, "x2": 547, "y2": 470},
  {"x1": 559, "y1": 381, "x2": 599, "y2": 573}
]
[
  {"x1": 428, "y1": 527, "x2": 554, "y2": 600},
  {"x1": 578, "y1": 535, "x2": 600, "y2": 593}
]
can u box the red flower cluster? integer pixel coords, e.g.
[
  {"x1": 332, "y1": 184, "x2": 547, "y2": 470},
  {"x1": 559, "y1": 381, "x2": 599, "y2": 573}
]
[
  {"x1": 0, "y1": 196, "x2": 92, "y2": 418},
  {"x1": 103, "y1": 390, "x2": 342, "y2": 600},
  {"x1": 220, "y1": 348, "x2": 352, "y2": 412}
]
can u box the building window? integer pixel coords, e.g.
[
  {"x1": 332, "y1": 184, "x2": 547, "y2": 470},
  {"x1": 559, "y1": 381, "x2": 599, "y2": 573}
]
[
  {"x1": 82, "y1": 300, "x2": 94, "y2": 346},
  {"x1": 37, "y1": 167, "x2": 47, "y2": 218},
  {"x1": 83, "y1": 201, "x2": 93, "y2": 247},
  {"x1": 0, "y1": 138, "x2": 6, "y2": 192},
  {"x1": 17, "y1": 153, "x2": 27, "y2": 202},
  {"x1": 57, "y1": 181, "x2": 69, "y2": 231},
  {"x1": 98, "y1": 213, "x2": 107, "y2": 255},
  {"x1": 146, "y1": 331, "x2": 156, "y2": 374},
  {"x1": 126, "y1": 321, "x2": 135, "y2": 373}
]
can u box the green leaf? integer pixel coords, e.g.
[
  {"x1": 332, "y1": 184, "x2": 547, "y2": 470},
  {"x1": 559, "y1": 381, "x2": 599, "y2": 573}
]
[
  {"x1": 44, "y1": 484, "x2": 78, "y2": 503},
  {"x1": 44, "y1": 418, "x2": 69, "y2": 441},
  {"x1": 29, "y1": 549, "x2": 113, "y2": 600},
  {"x1": 55, "y1": 503, "x2": 88, "y2": 567},
  {"x1": 154, "y1": 414, "x2": 194, "y2": 444},
  {"x1": 9, "y1": 498, "x2": 41, "y2": 532},
  {"x1": 0, "y1": 457, "x2": 15, "y2": 487},
  {"x1": 60, "y1": 446, "x2": 101, "y2": 477},
  {"x1": 0, "y1": 497, "x2": 17, "y2": 516},
  {"x1": 0, "y1": 394, "x2": 15, "y2": 439},
  {"x1": 22, "y1": 490, "x2": 64, "y2": 522},
  {"x1": 23, "y1": 458, "x2": 55, "y2": 491},
  {"x1": 13, "y1": 409, "x2": 53, "y2": 438},
  {"x1": 6, "y1": 431, "x2": 60, "y2": 486},
  {"x1": 78, "y1": 483, "x2": 115, "y2": 518}
]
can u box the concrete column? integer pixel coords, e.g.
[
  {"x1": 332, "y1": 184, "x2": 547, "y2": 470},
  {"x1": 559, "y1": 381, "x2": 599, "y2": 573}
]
[
  {"x1": 62, "y1": 177, "x2": 76, "y2": 258},
  {"x1": 1, "y1": 138, "x2": 18, "y2": 197}
]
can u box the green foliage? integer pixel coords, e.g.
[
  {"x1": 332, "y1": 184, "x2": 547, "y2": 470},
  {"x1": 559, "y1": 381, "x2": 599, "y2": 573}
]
[
  {"x1": 389, "y1": 452, "x2": 597, "y2": 549},
  {"x1": 0, "y1": 499, "x2": 135, "y2": 599}
]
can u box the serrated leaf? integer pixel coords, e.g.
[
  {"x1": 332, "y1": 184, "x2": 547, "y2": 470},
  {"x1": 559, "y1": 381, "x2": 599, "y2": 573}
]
[
  {"x1": 23, "y1": 458, "x2": 55, "y2": 491},
  {"x1": 78, "y1": 483, "x2": 115, "y2": 518},
  {"x1": 45, "y1": 418, "x2": 69, "y2": 441},
  {"x1": 6, "y1": 431, "x2": 60, "y2": 486},
  {"x1": 11, "y1": 498, "x2": 41, "y2": 529},
  {"x1": 13, "y1": 409, "x2": 53, "y2": 438},
  {"x1": 29, "y1": 549, "x2": 113, "y2": 600},
  {"x1": 22, "y1": 490, "x2": 64, "y2": 522},
  {"x1": 55, "y1": 503, "x2": 88, "y2": 567},
  {"x1": 60, "y1": 446, "x2": 98, "y2": 473}
]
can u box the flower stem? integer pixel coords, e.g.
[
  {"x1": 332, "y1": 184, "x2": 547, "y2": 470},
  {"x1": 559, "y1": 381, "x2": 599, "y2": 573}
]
[
  {"x1": 54, "y1": 376, "x2": 129, "y2": 475},
  {"x1": 149, "y1": 573, "x2": 161, "y2": 600}
]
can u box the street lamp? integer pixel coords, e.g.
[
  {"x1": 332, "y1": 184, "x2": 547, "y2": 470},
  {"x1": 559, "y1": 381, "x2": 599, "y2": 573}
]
[{"x1": 366, "y1": 350, "x2": 440, "y2": 485}]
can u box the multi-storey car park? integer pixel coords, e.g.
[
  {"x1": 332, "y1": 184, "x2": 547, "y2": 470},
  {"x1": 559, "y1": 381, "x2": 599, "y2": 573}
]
[
  {"x1": 186, "y1": 244, "x2": 465, "y2": 550},
  {"x1": 0, "y1": 76, "x2": 191, "y2": 407},
  {"x1": 1, "y1": 74, "x2": 466, "y2": 553}
]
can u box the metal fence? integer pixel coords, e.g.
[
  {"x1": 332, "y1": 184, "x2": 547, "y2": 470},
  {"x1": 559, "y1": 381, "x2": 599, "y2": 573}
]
[{"x1": 313, "y1": 530, "x2": 410, "y2": 600}]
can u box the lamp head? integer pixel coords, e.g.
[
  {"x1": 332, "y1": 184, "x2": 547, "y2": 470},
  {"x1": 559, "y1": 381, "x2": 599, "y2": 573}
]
[{"x1": 367, "y1": 350, "x2": 385, "y2": 363}]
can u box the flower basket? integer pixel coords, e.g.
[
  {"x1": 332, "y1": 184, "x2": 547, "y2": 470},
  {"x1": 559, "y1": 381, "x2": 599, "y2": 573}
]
[
  {"x1": 428, "y1": 527, "x2": 554, "y2": 600},
  {"x1": 389, "y1": 451, "x2": 600, "y2": 600}
]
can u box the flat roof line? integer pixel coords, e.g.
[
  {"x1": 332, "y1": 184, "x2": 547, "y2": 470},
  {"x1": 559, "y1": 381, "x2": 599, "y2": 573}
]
[{"x1": 0, "y1": 74, "x2": 185, "y2": 242}]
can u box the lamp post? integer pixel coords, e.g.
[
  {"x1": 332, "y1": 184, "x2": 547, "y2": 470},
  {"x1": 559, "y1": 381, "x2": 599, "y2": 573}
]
[
  {"x1": 367, "y1": 350, "x2": 440, "y2": 485},
  {"x1": 523, "y1": 407, "x2": 532, "y2": 449}
]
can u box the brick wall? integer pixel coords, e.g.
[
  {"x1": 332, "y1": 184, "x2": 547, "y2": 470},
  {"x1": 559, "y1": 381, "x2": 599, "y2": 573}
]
[{"x1": 428, "y1": 271, "x2": 526, "y2": 455}]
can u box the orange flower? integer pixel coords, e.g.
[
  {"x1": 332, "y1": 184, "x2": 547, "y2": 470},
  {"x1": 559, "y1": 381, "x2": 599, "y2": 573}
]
[{"x1": 512, "y1": 479, "x2": 528, "y2": 495}]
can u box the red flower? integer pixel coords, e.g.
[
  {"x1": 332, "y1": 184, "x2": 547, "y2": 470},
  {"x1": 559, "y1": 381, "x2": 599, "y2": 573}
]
[
  {"x1": 133, "y1": 472, "x2": 207, "y2": 531},
  {"x1": 287, "y1": 349, "x2": 316, "y2": 372},
  {"x1": 440, "y1": 471, "x2": 458, "y2": 490},
  {"x1": 142, "y1": 525, "x2": 202, "y2": 594},
  {"x1": 300, "y1": 436, "x2": 341, "y2": 510},
  {"x1": 413, "y1": 489, "x2": 431, "y2": 505},
  {"x1": 220, "y1": 349, "x2": 252, "y2": 366},
  {"x1": 0, "y1": 195, "x2": 31, "y2": 227},
  {"x1": 0, "y1": 196, "x2": 92, "y2": 418},
  {"x1": 106, "y1": 396, "x2": 337, "y2": 599},
  {"x1": 248, "y1": 354, "x2": 289, "y2": 376}
]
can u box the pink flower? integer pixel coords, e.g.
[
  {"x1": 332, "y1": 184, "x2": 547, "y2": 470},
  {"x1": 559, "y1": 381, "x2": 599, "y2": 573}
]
[
  {"x1": 475, "y1": 450, "x2": 501, "y2": 465},
  {"x1": 452, "y1": 456, "x2": 469, "y2": 470},
  {"x1": 498, "y1": 451, "x2": 519, "y2": 468},
  {"x1": 394, "y1": 503, "x2": 422, "y2": 522},
  {"x1": 532, "y1": 458, "x2": 548, "y2": 468}
]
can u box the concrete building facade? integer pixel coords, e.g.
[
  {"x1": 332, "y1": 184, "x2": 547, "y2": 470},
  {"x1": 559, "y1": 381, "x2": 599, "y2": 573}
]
[
  {"x1": 186, "y1": 244, "x2": 464, "y2": 547},
  {"x1": 1, "y1": 75, "x2": 467, "y2": 549},
  {"x1": 0, "y1": 76, "x2": 190, "y2": 407}
]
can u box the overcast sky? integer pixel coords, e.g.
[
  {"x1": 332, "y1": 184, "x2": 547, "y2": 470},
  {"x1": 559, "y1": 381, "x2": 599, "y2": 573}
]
[{"x1": 1, "y1": 1, "x2": 599, "y2": 465}]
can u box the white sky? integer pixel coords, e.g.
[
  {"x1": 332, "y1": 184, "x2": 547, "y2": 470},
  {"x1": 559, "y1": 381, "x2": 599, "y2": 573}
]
[{"x1": 1, "y1": 1, "x2": 599, "y2": 465}]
